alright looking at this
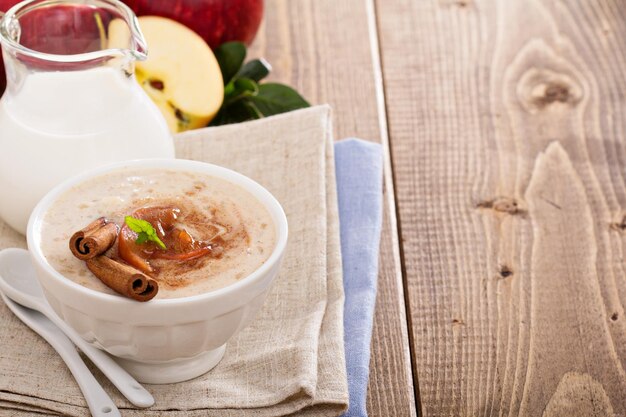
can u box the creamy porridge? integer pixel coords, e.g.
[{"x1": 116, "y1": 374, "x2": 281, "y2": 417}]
[{"x1": 40, "y1": 168, "x2": 276, "y2": 299}]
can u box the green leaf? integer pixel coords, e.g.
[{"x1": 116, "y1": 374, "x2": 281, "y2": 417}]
[
  {"x1": 209, "y1": 45, "x2": 309, "y2": 127},
  {"x1": 209, "y1": 99, "x2": 263, "y2": 126},
  {"x1": 234, "y1": 77, "x2": 259, "y2": 93},
  {"x1": 248, "y1": 83, "x2": 310, "y2": 116},
  {"x1": 224, "y1": 77, "x2": 259, "y2": 105},
  {"x1": 124, "y1": 216, "x2": 167, "y2": 250},
  {"x1": 237, "y1": 58, "x2": 272, "y2": 82},
  {"x1": 214, "y1": 42, "x2": 246, "y2": 85}
]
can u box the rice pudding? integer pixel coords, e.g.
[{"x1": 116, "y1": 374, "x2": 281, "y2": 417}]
[{"x1": 40, "y1": 168, "x2": 276, "y2": 299}]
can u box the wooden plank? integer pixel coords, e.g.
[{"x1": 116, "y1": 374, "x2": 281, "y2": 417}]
[
  {"x1": 250, "y1": 0, "x2": 380, "y2": 141},
  {"x1": 249, "y1": 1, "x2": 417, "y2": 416},
  {"x1": 376, "y1": 0, "x2": 626, "y2": 415},
  {"x1": 368, "y1": 204, "x2": 418, "y2": 417}
]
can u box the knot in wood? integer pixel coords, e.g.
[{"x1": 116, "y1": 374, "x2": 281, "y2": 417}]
[
  {"x1": 517, "y1": 68, "x2": 583, "y2": 113},
  {"x1": 476, "y1": 197, "x2": 522, "y2": 215},
  {"x1": 499, "y1": 265, "x2": 513, "y2": 279},
  {"x1": 610, "y1": 213, "x2": 626, "y2": 231},
  {"x1": 493, "y1": 198, "x2": 518, "y2": 214},
  {"x1": 439, "y1": 0, "x2": 471, "y2": 7},
  {"x1": 540, "y1": 83, "x2": 571, "y2": 104}
]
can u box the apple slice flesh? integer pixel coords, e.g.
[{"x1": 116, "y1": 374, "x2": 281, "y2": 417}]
[{"x1": 110, "y1": 16, "x2": 224, "y2": 132}]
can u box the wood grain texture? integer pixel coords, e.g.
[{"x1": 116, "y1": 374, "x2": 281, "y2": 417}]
[
  {"x1": 368, "y1": 204, "x2": 418, "y2": 417},
  {"x1": 250, "y1": 0, "x2": 381, "y2": 141},
  {"x1": 249, "y1": 1, "x2": 417, "y2": 415},
  {"x1": 376, "y1": 0, "x2": 626, "y2": 415}
]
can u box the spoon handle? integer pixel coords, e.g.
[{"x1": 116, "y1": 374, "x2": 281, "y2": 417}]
[
  {"x1": 0, "y1": 248, "x2": 153, "y2": 407},
  {"x1": 57, "y1": 341, "x2": 122, "y2": 417},
  {"x1": 2, "y1": 295, "x2": 121, "y2": 417},
  {"x1": 45, "y1": 308, "x2": 155, "y2": 408}
]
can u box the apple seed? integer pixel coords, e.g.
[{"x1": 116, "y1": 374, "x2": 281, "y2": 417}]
[{"x1": 149, "y1": 79, "x2": 165, "y2": 91}]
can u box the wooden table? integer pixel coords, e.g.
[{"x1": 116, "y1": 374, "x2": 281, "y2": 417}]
[{"x1": 252, "y1": 1, "x2": 626, "y2": 415}]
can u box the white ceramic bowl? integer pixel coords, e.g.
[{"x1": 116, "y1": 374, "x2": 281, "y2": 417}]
[{"x1": 27, "y1": 159, "x2": 288, "y2": 384}]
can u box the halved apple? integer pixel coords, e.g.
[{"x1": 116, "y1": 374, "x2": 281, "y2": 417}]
[{"x1": 110, "y1": 16, "x2": 224, "y2": 132}]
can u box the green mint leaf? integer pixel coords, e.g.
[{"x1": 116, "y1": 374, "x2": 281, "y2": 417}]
[
  {"x1": 124, "y1": 216, "x2": 167, "y2": 250},
  {"x1": 236, "y1": 58, "x2": 272, "y2": 82},
  {"x1": 136, "y1": 232, "x2": 149, "y2": 244},
  {"x1": 248, "y1": 83, "x2": 310, "y2": 116},
  {"x1": 152, "y1": 236, "x2": 167, "y2": 250},
  {"x1": 124, "y1": 216, "x2": 150, "y2": 233},
  {"x1": 214, "y1": 42, "x2": 246, "y2": 86}
]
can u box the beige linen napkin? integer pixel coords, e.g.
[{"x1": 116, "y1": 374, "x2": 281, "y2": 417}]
[{"x1": 0, "y1": 105, "x2": 348, "y2": 416}]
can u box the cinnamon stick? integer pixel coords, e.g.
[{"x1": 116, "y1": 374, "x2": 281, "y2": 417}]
[
  {"x1": 86, "y1": 256, "x2": 159, "y2": 302},
  {"x1": 69, "y1": 217, "x2": 119, "y2": 260}
]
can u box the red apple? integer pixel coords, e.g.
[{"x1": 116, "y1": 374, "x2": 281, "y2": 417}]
[
  {"x1": 0, "y1": 0, "x2": 263, "y2": 96},
  {"x1": 0, "y1": 52, "x2": 5, "y2": 96},
  {"x1": 0, "y1": 0, "x2": 18, "y2": 96},
  {"x1": 0, "y1": 1, "x2": 112, "y2": 95},
  {"x1": 0, "y1": 0, "x2": 15, "y2": 12},
  {"x1": 122, "y1": 0, "x2": 263, "y2": 50},
  {"x1": 110, "y1": 16, "x2": 224, "y2": 132}
]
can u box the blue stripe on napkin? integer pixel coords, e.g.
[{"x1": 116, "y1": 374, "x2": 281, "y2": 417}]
[{"x1": 335, "y1": 139, "x2": 383, "y2": 417}]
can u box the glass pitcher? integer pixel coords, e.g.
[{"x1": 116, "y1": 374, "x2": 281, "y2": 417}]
[{"x1": 0, "y1": 0, "x2": 175, "y2": 234}]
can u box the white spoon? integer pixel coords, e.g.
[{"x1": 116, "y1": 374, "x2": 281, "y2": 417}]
[
  {"x1": 0, "y1": 248, "x2": 154, "y2": 408},
  {"x1": 1, "y1": 292, "x2": 121, "y2": 417}
]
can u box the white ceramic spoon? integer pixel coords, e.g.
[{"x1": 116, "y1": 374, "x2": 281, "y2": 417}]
[
  {"x1": 1, "y1": 292, "x2": 121, "y2": 417},
  {"x1": 0, "y1": 248, "x2": 154, "y2": 408}
]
